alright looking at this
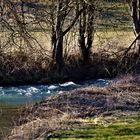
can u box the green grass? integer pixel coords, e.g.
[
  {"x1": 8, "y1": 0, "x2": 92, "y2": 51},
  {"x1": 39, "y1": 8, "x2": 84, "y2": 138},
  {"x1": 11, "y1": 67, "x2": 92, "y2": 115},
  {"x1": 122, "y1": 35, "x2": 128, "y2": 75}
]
[
  {"x1": 49, "y1": 115, "x2": 140, "y2": 140},
  {"x1": 95, "y1": 1, "x2": 132, "y2": 30}
]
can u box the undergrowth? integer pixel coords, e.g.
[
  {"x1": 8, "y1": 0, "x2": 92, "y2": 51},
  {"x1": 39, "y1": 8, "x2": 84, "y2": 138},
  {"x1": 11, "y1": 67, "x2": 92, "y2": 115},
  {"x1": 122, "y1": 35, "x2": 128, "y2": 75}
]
[{"x1": 0, "y1": 49, "x2": 140, "y2": 86}]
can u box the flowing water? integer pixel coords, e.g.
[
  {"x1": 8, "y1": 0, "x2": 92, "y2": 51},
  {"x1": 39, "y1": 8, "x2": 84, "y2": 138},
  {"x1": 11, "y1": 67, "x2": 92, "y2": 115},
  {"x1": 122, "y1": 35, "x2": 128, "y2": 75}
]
[
  {"x1": 0, "y1": 79, "x2": 111, "y2": 105},
  {"x1": 0, "y1": 79, "x2": 112, "y2": 138}
]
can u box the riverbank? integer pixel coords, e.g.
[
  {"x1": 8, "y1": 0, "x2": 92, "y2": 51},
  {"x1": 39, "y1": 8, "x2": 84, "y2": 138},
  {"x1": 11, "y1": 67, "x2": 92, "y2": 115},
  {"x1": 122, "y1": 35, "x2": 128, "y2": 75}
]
[
  {"x1": 49, "y1": 111, "x2": 140, "y2": 140},
  {"x1": 0, "y1": 51, "x2": 140, "y2": 87},
  {"x1": 0, "y1": 53, "x2": 116, "y2": 86},
  {"x1": 0, "y1": 105, "x2": 23, "y2": 139},
  {"x1": 6, "y1": 75, "x2": 140, "y2": 140}
]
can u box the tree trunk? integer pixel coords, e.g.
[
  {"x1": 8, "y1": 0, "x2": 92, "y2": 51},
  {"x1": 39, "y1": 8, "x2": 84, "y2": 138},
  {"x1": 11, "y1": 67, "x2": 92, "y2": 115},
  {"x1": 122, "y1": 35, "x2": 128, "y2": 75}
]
[
  {"x1": 52, "y1": 0, "x2": 63, "y2": 70},
  {"x1": 86, "y1": 5, "x2": 94, "y2": 61},
  {"x1": 79, "y1": 2, "x2": 87, "y2": 62},
  {"x1": 51, "y1": 0, "x2": 85, "y2": 69},
  {"x1": 78, "y1": 2, "x2": 94, "y2": 62},
  {"x1": 132, "y1": 0, "x2": 140, "y2": 54},
  {"x1": 55, "y1": 34, "x2": 63, "y2": 70}
]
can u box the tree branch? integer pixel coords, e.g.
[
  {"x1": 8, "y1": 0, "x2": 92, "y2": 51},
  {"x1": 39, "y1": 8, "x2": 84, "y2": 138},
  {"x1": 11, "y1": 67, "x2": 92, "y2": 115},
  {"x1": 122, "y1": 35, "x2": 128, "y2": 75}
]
[{"x1": 63, "y1": 8, "x2": 84, "y2": 36}]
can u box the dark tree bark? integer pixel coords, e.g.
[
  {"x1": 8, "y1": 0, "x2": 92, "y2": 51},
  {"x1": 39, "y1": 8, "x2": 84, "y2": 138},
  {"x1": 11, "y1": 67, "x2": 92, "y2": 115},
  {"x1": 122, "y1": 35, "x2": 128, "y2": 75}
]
[
  {"x1": 52, "y1": 0, "x2": 63, "y2": 70},
  {"x1": 51, "y1": 0, "x2": 84, "y2": 70},
  {"x1": 131, "y1": 0, "x2": 140, "y2": 54},
  {"x1": 79, "y1": 2, "x2": 86, "y2": 61},
  {"x1": 79, "y1": 1, "x2": 95, "y2": 62},
  {"x1": 86, "y1": 5, "x2": 94, "y2": 61}
]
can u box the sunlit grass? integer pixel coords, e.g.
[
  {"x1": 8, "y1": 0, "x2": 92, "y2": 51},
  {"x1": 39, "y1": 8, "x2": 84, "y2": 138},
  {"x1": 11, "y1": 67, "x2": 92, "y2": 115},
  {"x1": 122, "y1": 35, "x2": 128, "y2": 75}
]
[
  {"x1": 0, "y1": 30, "x2": 135, "y2": 52},
  {"x1": 49, "y1": 114, "x2": 140, "y2": 140},
  {"x1": 94, "y1": 31, "x2": 135, "y2": 52}
]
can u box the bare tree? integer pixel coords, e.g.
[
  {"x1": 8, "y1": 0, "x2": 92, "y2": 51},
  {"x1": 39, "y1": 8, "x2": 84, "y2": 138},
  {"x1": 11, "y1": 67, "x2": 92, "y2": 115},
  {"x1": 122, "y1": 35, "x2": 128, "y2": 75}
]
[
  {"x1": 78, "y1": 0, "x2": 95, "y2": 62},
  {"x1": 51, "y1": 0, "x2": 84, "y2": 70}
]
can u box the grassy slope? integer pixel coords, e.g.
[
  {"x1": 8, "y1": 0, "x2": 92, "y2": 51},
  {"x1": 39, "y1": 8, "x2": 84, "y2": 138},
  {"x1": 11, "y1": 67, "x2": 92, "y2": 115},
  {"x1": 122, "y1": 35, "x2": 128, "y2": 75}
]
[
  {"x1": 50, "y1": 113, "x2": 140, "y2": 140},
  {"x1": 7, "y1": 75, "x2": 140, "y2": 140},
  {"x1": 48, "y1": 75, "x2": 140, "y2": 140}
]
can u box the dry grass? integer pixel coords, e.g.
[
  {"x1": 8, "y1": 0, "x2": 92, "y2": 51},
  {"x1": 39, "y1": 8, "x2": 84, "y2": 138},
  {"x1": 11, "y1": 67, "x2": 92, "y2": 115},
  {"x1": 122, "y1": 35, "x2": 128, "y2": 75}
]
[
  {"x1": 0, "y1": 50, "x2": 52, "y2": 85},
  {"x1": 1, "y1": 31, "x2": 135, "y2": 53},
  {"x1": 94, "y1": 31, "x2": 135, "y2": 53},
  {"x1": 0, "y1": 29, "x2": 138, "y2": 86},
  {"x1": 0, "y1": 105, "x2": 23, "y2": 140},
  {"x1": 0, "y1": 48, "x2": 140, "y2": 86},
  {"x1": 6, "y1": 75, "x2": 140, "y2": 140}
]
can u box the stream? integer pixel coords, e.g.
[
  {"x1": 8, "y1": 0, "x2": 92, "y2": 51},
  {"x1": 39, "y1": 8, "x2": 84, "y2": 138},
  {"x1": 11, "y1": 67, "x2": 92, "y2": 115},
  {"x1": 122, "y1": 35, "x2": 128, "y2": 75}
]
[{"x1": 0, "y1": 79, "x2": 111, "y2": 105}]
